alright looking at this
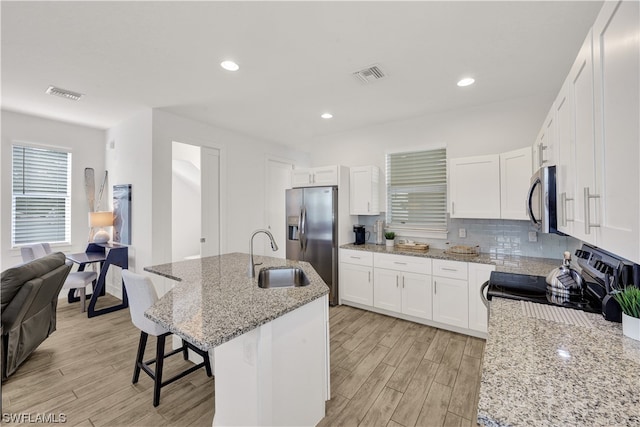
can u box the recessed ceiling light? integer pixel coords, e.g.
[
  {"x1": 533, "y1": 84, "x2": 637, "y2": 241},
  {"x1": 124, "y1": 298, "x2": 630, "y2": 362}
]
[
  {"x1": 457, "y1": 77, "x2": 475, "y2": 87},
  {"x1": 220, "y1": 60, "x2": 239, "y2": 71},
  {"x1": 321, "y1": 113, "x2": 333, "y2": 119}
]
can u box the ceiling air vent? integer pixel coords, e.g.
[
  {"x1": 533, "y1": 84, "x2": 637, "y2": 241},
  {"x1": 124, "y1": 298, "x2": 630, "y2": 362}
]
[
  {"x1": 352, "y1": 65, "x2": 386, "y2": 84},
  {"x1": 45, "y1": 86, "x2": 84, "y2": 101}
]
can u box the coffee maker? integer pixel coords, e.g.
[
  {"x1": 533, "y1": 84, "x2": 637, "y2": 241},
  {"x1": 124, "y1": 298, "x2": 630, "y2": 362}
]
[{"x1": 353, "y1": 225, "x2": 366, "y2": 245}]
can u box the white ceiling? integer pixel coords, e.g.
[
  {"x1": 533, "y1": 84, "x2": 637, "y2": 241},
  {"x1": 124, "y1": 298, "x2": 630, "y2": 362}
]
[{"x1": 1, "y1": 1, "x2": 603, "y2": 150}]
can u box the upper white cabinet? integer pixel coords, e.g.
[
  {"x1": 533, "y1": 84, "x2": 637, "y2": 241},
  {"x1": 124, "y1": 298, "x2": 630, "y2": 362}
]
[
  {"x1": 350, "y1": 166, "x2": 380, "y2": 215},
  {"x1": 571, "y1": 30, "x2": 599, "y2": 245},
  {"x1": 592, "y1": 0, "x2": 640, "y2": 262},
  {"x1": 449, "y1": 149, "x2": 531, "y2": 220},
  {"x1": 500, "y1": 147, "x2": 532, "y2": 220},
  {"x1": 532, "y1": 106, "x2": 558, "y2": 170},
  {"x1": 449, "y1": 154, "x2": 501, "y2": 219},
  {"x1": 292, "y1": 165, "x2": 339, "y2": 187}
]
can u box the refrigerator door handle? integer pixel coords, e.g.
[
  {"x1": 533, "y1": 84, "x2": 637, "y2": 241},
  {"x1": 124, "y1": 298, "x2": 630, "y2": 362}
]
[
  {"x1": 301, "y1": 207, "x2": 307, "y2": 251},
  {"x1": 298, "y1": 208, "x2": 304, "y2": 250}
]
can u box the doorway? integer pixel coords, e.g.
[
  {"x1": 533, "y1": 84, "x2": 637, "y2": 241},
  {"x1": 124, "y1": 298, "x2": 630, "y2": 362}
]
[{"x1": 172, "y1": 142, "x2": 220, "y2": 261}]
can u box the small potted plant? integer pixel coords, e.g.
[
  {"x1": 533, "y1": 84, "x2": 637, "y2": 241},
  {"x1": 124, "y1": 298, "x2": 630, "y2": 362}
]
[
  {"x1": 384, "y1": 231, "x2": 395, "y2": 248},
  {"x1": 613, "y1": 286, "x2": 640, "y2": 341}
]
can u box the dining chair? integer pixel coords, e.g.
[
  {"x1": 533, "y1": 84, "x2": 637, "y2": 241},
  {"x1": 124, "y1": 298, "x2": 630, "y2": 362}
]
[
  {"x1": 121, "y1": 270, "x2": 212, "y2": 407},
  {"x1": 20, "y1": 243, "x2": 97, "y2": 312}
]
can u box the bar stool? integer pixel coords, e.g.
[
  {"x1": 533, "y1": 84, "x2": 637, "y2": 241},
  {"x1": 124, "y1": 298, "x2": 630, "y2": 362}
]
[{"x1": 121, "y1": 270, "x2": 212, "y2": 407}]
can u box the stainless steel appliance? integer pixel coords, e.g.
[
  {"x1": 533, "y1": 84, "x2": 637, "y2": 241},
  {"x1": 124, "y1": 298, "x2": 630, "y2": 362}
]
[
  {"x1": 482, "y1": 243, "x2": 640, "y2": 322},
  {"x1": 526, "y1": 165, "x2": 560, "y2": 234},
  {"x1": 286, "y1": 186, "x2": 339, "y2": 305}
]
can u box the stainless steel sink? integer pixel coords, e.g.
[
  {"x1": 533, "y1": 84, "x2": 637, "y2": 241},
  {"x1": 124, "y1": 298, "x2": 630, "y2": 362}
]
[{"x1": 257, "y1": 267, "x2": 310, "y2": 288}]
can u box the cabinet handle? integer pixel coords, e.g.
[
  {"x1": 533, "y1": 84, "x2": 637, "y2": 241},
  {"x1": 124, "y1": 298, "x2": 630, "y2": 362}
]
[
  {"x1": 396, "y1": 275, "x2": 399, "y2": 288},
  {"x1": 560, "y1": 192, "x2": 574, "y2": 227},
  {"x1": 367, "y1": 202, "x2": 370, "y2": 212},
  {"x1": 584, "y1": 187, "x2": 600, "y2": 235},
  {"x1": 350, "y1": 256, "x2": 361, "y2": 259},
  {"x1": 394, "y1": 262, "x2": 407, "y2": 265},
  {"x1": 434, "y1": 281, "x2": 437, "y2": 294},
  {"x1": 368, "y1": 271, "x2": 371, "y2": 282},
  {"x1": 539, "y1": 143, "x2": 548, "y2": 166},
  {"x1": 441, "y1": 267, "x2": 457, "y2": 272},
  {"x1": 451, "y1": 201, "x2": 455, "y2": 215},
  {"x1": 402, "y1": 276, "x2": 405, "y2": 288}
]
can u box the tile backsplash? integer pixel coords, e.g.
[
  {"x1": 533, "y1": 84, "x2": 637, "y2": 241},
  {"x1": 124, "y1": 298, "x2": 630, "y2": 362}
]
[{"x1": 357, "y1": 214, "x2": 581, "y2": 260}]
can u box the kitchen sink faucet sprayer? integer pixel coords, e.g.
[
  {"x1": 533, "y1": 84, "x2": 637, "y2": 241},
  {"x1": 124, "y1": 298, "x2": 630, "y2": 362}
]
[{"x1": 249, "y1": 229, "x2": 279, "y2": 278}]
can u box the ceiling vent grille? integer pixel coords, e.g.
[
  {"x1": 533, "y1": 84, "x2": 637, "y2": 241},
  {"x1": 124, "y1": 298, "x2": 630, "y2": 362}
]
[
  {"x1": 45, "y1": 86, "x2": 84, "y2": 101},
  {"x1": 352, "y1": 65, "x2": 386, "y2": 84}
]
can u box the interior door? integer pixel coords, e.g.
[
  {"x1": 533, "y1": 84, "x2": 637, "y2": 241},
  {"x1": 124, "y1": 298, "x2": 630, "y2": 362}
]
[
  {"x1": 265, "y1": 158, "x2": 293, "y2": 258},
  {"x1": 201, "y1": 146, "x2": 220, "y2": 257}
]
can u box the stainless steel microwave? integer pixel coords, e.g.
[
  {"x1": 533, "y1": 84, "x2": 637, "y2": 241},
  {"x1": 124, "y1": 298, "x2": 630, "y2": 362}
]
[{"x1": 527, "y1": 165, "x2": 560, "y2": 234}]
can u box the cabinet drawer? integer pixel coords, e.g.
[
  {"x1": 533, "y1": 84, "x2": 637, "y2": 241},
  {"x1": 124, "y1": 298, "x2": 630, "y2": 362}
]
[
  {"x1": 340, "y1": 249, "x2": 373, "y2": 266},
  {"x1": 374, "y1": 253, "x2": 431, "y2": 274},
  {"x1": 432, "y1": 259, "x2": 468, "y2": 280}
]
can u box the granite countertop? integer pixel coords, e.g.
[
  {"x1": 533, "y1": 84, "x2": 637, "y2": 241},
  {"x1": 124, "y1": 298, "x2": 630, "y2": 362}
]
[
  {"x1": 340, "y1": 243, "x2": 559, "y2": 277},
  {"x1": 479, "y1": 298, "x2": 640, "y2": 426},
  {"x1": 143, "y1": 253, "x2": 329, "y2": 351}
]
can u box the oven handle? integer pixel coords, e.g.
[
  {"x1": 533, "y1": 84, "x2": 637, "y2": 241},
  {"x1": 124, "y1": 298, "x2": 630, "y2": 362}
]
[{"x1": 480, "y1": 280, "x2": 490, "y2": 310}]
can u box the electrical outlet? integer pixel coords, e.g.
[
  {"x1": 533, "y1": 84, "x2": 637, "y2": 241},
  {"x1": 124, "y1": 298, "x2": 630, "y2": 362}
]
[
  {"x1": 528, "y1": 231, "x2": 538, "y2": 242},
  {"x1": 458, "y1": 228, "x2": 466, "y2": 238}
]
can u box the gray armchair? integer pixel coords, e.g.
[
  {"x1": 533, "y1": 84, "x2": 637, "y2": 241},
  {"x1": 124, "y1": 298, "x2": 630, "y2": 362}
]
[{"x1": 1, "y1": 252, "x2": 71, "y2": 379}]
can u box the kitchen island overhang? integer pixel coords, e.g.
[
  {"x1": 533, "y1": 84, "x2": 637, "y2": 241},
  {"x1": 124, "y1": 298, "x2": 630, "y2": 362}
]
[{"x1": 144, "y1": 253, "x2": 330, "y2": 427}]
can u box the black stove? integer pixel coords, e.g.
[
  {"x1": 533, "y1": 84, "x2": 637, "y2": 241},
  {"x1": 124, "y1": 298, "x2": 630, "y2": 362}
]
[
  {"x1": 484, "y1": 244, "x2": 640, "y2": 321},
  {"x1": 486, "y1": 271, "x2": 602, "y2": 314}
]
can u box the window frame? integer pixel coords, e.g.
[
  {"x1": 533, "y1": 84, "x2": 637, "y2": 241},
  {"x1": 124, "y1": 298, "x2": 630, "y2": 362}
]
[
  {"x1": 11, "y1": 141, "x2": 73, "y2": 248},
  {"x1": 385, "y1": 145, "x2": 449, "y2": 239}
]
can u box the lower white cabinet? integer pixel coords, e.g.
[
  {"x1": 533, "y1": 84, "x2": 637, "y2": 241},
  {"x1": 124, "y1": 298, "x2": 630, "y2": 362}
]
[
  {"x1": 340, "y1": 263, "x2": 373, "y2": 306},
  {"x1": 432, "y1": 276, "x2": 469, "y2": 329},
  {"x1": 468, "y1": 263, "x2": 495, "y2": 333},
  {"x1": 339, "y1": 248, "x2": 493, "y2": 338},
  {"x1": 373, "y1": 268, "x2": 432, "y2": 320}
]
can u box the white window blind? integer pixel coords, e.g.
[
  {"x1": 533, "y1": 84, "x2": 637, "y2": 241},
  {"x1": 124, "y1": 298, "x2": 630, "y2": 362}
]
[
  {"x1": 12, "y1": 145, "x2": 72, "y2": 246},
  {"x1": 386, "y1": 148, "x2": 447, "y2": 231}
]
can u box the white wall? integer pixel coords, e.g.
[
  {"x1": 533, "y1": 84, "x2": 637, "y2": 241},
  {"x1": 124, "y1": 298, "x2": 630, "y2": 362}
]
[
  {"x1": 1, "y1": 110, "x2": 106, "y2": 269},
  {"x1": 105, "y1": 110, "x2": 153, "y2": 280},
  {"x1": 309, "y1": 93, "x2": 550, "y2": 170}
]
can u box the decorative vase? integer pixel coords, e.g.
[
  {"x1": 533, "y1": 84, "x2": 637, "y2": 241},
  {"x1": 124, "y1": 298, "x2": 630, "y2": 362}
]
[
  {"x1": 385, "y1": 239, "x2": 394, "y2": 248},
  {"x1": 622, "y1": 313, "x2": 640, "y2": 341}
]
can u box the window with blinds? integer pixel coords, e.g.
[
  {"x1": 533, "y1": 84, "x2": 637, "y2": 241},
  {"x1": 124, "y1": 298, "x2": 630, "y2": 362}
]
[
  {"x1": 12, "y1": 145, "x2": 72, "y2": 246},
  {"x1": 386, "y1": 148, "x2": 447, "y2": 232}
]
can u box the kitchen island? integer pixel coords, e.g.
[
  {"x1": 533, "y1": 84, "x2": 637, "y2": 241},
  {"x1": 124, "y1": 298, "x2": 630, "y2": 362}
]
[
  {"x1": 144, "y1": 253, "x2": 330, "y2": 427},
  {"x1": 479, "y1": 298, "x2": 640, "y2": 426}
]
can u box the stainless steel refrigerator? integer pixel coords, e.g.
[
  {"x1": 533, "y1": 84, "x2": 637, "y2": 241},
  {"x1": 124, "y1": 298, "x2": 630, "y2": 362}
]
[{"x1": 286, "y1": 186, "x2": 338, "y2": 305}]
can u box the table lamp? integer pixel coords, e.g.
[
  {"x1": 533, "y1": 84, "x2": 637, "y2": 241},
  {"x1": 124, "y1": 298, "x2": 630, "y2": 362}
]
[{"x1": 89, "y1": 211, "x2": 114, "y2": 243}]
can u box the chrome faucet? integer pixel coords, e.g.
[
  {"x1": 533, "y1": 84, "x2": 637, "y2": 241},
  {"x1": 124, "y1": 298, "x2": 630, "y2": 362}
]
[{"x1": 249, "y1": 229, "x2": 279, "y2": 278}]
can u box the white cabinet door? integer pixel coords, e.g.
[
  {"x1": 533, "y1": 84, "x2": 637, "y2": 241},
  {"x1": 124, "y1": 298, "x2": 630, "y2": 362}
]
[
  {"x1": 555, "y1": 79, "x2": 577, "y2": 236},
  {"x1": 292, "y1": 169, "x2": 312, "y2": 187},
  {"x1": 449, "y1": 154, "x2": 501, "y2": 219},
  {"x1": 402, "y1": 272, "x2": 432, "y2": 320},
  {"x1": 539, "y1": 106, "x2": 557, "y2": 168},
  {"x1": 432, "y1": 276, "x2": 469, "y2": 329},
  {"x1": 571, "y1": 30, "x2": 600, "y2": 245},
  {"x1": 340, "y1": 262, "x2": 373, "y2": 306},
  {"x1": 593, "y1": 0, "x2": 640, "y2": 263},
  {"x1": 500, "y1": 147, "x2": 532, "y2": 220},
  {"x1": 373, "y1": 268, "x2": 401, "y2": 312},
  {"x1": 468, "y1": 263, "x2": 494, "y2": 334},
  {"x1": 312, "y1": 166, "x2": 339, "y2": 186},
  {"x1": 350, "y1": 166, "x2": 380, "y2": 215}
]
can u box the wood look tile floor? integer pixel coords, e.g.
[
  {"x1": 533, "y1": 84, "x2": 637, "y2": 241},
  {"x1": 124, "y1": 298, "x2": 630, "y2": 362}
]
[{"x1": 1, "y1": 297, "x2": 484, "y2": 427}]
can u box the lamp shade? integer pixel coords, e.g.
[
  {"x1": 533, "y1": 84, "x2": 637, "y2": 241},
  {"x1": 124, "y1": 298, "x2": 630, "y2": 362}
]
[{"x1": 89, "y1": 211, "x2": 113, "y2": 228}]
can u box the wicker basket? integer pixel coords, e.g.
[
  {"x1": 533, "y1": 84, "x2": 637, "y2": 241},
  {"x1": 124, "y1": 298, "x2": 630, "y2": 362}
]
[
  {"x1": 444, "y1": 244, "x2": 480, "y2": 256},
  {"x1": 395, "y1": 243, "x2": 429, "y2": 252}
]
